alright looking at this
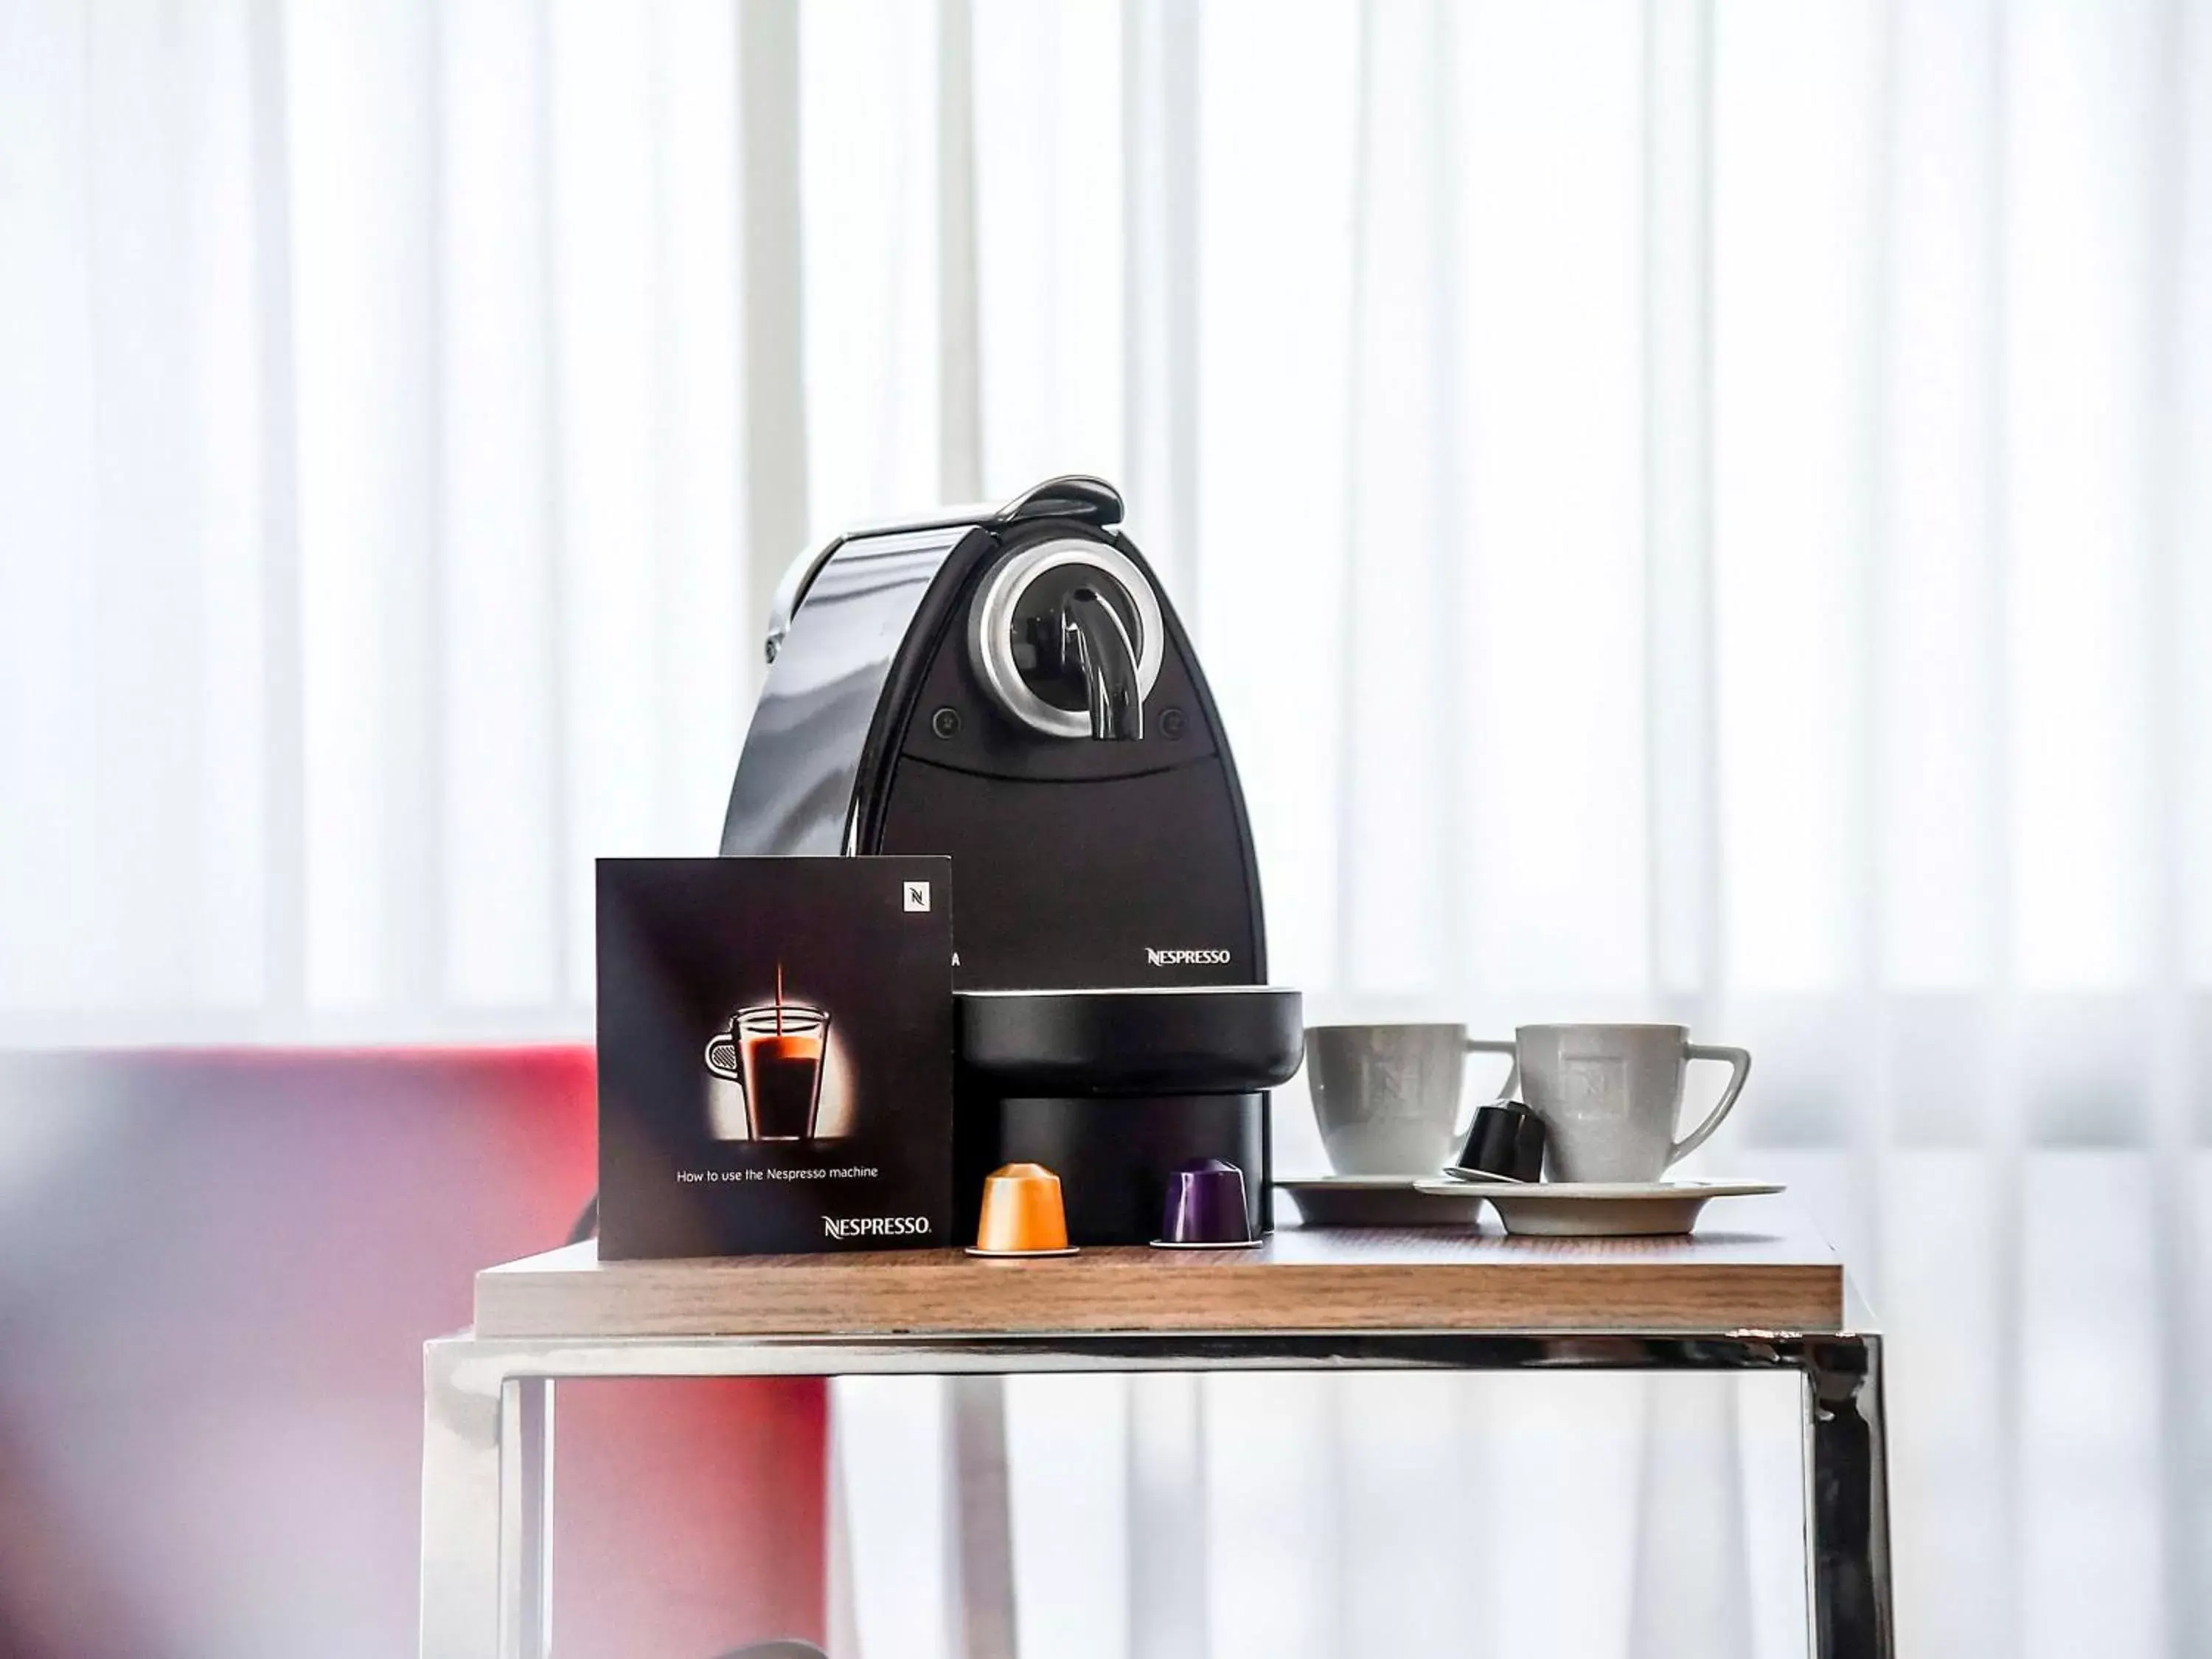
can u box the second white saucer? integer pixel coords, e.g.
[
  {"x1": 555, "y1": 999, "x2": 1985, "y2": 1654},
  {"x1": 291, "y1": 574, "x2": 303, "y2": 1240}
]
[{"x1": 1411, "y1": 1179, "x2": 1784, "y2": 1237}]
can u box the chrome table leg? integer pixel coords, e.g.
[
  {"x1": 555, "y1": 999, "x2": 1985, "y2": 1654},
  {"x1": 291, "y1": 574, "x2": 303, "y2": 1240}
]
[
  {"x1": 421, "y1": 1341, "x2": 554, "y2": 1659},
  {"x1": 502, "y1": 1376, "x2": 554, "y2": 1659},
  {"x1": 1803, "y1": 1335, "x2": 1892, "y2": 1659},
  {"x1": 422, "y1": 1339, "x2": 503, "y2": 1659}
]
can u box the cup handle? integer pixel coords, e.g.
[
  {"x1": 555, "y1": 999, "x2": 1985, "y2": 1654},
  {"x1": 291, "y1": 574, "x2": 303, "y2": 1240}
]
[
  {"x1": 1461, "y1": 1037, "x2": 1520, "y2": 1133},
  {"x1": 704, "y1": 1034, "x2": 741, "y2": 1081},
  {"x1": 1669, "y1": 1044, "x2": 1752, "y2": 1166}
]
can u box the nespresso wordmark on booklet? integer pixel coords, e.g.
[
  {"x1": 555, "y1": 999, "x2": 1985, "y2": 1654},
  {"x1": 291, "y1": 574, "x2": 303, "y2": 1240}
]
[{"x1": 595, "y1": 855, "x2": 953, "y2": 1259}]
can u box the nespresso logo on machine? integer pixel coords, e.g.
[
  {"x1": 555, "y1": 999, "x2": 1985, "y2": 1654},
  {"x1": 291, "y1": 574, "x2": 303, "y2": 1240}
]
[
  {"x1": 1145, "y1": 947, "x2": 1233, "y2": 967},
  {"x1": 824, "y1": 1215, "x2": 933, "y2": 1240}
]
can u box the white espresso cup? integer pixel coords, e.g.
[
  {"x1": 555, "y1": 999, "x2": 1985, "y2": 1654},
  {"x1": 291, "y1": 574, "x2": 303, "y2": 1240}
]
[
  {"x1": 1490, "y1": 1023, "x2": 1752, "y2": 1183},
  {"x1": 1304, "y1": 1023, "x2": 1518, "y2": 1176}
]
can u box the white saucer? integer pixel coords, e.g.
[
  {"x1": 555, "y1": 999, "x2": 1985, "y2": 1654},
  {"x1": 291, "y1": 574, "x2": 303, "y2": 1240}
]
[
  {"x1": 1273, "y1": 1177, "x2": 1486, "y2": 1228},
  {"x1": 1149, "y1": 1237, "x2": 1265, "y2": 1251},
  {"x1": 1411, "y1": 1179, "x2": 1784, "y2": 1238},
  {"x1": 964, "y1": 1245, "x2": 1082, "y2": 1258}
]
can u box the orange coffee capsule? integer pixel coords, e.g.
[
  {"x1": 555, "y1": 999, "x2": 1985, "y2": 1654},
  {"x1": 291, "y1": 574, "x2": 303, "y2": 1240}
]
[{"x1": 974, "y1": 1162, "x2": 1071, "y2": 1253}]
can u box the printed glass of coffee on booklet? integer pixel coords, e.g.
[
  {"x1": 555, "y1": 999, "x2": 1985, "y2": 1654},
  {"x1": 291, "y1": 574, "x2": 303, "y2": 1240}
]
[
  {"x1": 704, "y1": 966, "x2": 831, "y2": 1141},
  {"x1": 595, "y1": 855, "x2": 954, "y2": 1258}
]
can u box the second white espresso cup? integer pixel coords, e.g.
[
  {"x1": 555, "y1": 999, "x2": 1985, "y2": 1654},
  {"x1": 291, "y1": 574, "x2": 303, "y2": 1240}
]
[{"x1": 1494, "y1": 1023, "x2": 1751, "y2": 1183}]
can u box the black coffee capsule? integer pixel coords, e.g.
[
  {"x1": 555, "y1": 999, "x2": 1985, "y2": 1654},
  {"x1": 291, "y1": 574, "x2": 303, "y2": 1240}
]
[{"x1": 1459, "y1": 1102, "x2": 1546, "y2": 1183}]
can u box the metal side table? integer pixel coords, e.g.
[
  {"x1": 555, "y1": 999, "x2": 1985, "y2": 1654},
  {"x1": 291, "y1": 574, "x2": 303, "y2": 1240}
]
[{"x1": 421, "y1": 1195, "x2": 1890, "y2": 1658}]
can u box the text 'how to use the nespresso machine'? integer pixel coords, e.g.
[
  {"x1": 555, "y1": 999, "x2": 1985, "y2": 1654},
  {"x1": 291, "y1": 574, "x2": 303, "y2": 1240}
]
[{"x1": 719, "y1": 476, "x2": 1301, "y2": 1245}]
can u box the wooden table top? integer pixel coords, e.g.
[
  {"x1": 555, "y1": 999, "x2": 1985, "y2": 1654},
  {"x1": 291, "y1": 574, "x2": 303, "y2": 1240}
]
[{"x1": 473, "y1": 1194, "x2": 1843, "y2": 1340}]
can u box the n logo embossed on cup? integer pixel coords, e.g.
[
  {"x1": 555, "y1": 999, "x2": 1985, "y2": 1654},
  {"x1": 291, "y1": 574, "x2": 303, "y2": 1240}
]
[
  {"x1": 1565, "y1": 1055, "x2": 1625, "y2": 1106},
  {"x1": 1365, "y1": 1059, "x2": 1410, "y2": 1119}
]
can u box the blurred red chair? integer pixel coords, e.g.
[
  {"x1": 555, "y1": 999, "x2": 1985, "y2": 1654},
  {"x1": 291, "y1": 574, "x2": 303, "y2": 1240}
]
[{"x1": 0, "y1": 1047, "x2": 827, "y2": 1659}]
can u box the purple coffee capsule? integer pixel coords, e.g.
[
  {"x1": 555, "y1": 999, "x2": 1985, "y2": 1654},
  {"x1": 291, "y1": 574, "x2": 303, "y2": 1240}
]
[{"x1": 1158, "y1": 1156, "x2": 1256, "y2": 1246}]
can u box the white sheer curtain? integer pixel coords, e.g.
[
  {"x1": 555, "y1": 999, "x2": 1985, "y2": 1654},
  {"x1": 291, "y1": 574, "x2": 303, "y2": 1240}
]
[{"x1": 6, "y1": 0, "x2": 2212, "y2": 1655}]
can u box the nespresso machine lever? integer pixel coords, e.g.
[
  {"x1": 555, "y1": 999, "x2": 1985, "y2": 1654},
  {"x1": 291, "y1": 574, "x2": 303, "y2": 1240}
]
[{"x1": 1052, "y1": 588, "x2": 1142, "y2": 740}]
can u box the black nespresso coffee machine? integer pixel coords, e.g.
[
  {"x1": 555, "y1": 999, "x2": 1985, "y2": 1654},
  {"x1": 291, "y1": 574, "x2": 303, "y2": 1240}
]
[{"x1": 719, "y1": 476, "x2": 1301, "y2": 1243}]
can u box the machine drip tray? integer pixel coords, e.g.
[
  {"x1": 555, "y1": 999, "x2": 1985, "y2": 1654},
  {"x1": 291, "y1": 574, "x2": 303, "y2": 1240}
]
[{"x1": 956, "y1": 985, "x2": 1303, "y2": 1094}]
